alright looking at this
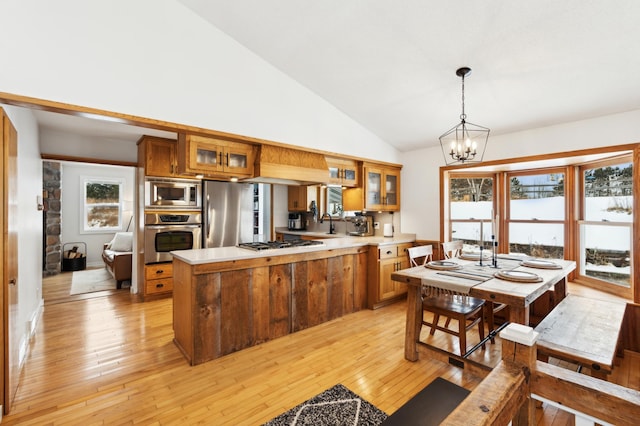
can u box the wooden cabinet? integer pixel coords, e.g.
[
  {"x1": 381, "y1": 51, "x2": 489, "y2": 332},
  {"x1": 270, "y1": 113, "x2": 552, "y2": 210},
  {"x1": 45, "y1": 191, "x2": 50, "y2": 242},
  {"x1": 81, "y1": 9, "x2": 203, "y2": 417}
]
[
  {"x1": 138, "y1": 136, "x2": 181, "y2": 178},
  {"x1": 288, "y1": 185, "x2": 318, "y2": 211},
  {"x1": 144, "y1": 262, "x2": 173, "y2": 296},
  {"x1": 368, "y1": 242, "x2": 413, "y2": 309},
  {"x1": 343, "y1": 163, "x2": 401, "y2": 212},
  {"x1": 326, "y1": 157, "x2": 360, "y2": 187},
  {"x1": 364, "y1": 165, "x2": 400, "y2": 211},
  {"x1": 172, "y1": 246, "x2": 368, "y2": 365},
  {"x1": 177, "y1": 134, "x2": 255, "y2": 178}
]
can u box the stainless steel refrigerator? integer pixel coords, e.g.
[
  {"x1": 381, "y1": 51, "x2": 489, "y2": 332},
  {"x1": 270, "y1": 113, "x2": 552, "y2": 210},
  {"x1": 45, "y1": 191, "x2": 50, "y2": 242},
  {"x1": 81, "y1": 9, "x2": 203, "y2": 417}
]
[{"x1": 202, "y1": 180, "x2": 254, "y2": 248}]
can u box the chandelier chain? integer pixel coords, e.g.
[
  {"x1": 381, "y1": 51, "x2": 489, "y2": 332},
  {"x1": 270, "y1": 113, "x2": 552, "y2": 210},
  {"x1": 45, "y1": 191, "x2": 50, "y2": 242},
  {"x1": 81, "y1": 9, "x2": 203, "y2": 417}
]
[{"x1": 460, "y1": 73, "x2": 466, "y2": 122}]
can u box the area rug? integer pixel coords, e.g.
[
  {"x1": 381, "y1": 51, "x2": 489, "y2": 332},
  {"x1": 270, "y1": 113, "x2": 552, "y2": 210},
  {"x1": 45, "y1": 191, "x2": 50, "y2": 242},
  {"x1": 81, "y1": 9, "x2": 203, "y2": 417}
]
[
  {"x1": 263, "y1": 384, "x2": 387, "y2": 425},
  {"x1": 70, "y1": 268, "x2": 117, "y2": 295}
]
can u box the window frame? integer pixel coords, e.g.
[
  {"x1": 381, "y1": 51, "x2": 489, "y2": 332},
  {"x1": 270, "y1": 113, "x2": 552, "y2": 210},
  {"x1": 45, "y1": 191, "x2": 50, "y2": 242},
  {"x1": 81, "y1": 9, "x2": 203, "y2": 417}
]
[
  {"x1": 81, "y1": 176, "x2": 125, "y2": 234},
  {"x1": 445, "y1": 172, "x2": 498, "y2": 248},
  {"x1": 504, "y1": 167, "x2": 571, "y2": 259},
  {"x1": 575, "y1": 155, "x2": 633, "y2": 298}
]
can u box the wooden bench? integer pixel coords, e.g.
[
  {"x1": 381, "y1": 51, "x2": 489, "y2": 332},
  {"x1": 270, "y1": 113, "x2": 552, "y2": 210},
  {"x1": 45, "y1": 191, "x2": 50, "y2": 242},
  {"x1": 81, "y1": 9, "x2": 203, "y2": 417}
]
[
  {"x1": 534, "y1": 294, "x2": 626, "y2": 379},
  {"x1": 382, "y1": 377, "x2": 470, "y2": 425}
]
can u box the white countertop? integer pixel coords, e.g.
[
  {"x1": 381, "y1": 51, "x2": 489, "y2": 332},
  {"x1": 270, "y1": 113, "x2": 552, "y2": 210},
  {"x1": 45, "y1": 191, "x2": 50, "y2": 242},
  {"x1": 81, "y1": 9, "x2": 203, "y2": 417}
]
[{"x1": 172, "y1": 233, "x2": 416, "y2": 265}]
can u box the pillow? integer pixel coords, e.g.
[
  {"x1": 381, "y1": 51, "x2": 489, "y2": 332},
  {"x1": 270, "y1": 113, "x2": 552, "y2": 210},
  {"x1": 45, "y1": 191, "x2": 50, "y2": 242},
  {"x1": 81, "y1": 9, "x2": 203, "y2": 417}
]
[{"x1": 109, "y1": 232, "x2": 133, "y2": 252}]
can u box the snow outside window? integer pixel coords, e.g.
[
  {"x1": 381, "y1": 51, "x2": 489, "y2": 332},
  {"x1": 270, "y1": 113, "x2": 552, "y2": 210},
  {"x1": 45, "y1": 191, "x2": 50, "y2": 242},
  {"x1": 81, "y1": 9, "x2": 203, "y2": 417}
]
[{"x1": 82, "y1": 177, "x2": 124, "y2": 233}]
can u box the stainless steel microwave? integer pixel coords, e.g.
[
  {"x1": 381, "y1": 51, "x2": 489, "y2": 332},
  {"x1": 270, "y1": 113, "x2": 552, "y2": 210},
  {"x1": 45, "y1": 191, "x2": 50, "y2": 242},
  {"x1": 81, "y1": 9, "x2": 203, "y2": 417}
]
[{"x1": 145, "y1": 178, "x2": 201, "y2": 209}]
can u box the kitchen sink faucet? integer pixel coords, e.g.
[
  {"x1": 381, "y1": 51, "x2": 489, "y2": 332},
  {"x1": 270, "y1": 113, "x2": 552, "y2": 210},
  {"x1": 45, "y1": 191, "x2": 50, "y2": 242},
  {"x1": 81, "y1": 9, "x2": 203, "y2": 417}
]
[{"x1": 320, "y1": 213, "x2": 335, "y2": 234}]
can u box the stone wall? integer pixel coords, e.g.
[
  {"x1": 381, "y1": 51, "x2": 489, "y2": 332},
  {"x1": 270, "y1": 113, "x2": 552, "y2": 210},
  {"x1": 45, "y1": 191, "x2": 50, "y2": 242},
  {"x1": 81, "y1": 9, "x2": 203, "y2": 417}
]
[{"x1": 43, "y1": 161, "x2": 61, "y2": 275}]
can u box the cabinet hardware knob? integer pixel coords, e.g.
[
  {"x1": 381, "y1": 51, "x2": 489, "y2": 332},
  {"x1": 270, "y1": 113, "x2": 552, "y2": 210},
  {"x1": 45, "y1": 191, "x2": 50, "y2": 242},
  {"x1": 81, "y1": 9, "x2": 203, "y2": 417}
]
[
  {"x1": 156, "y1": 270, "x2": 163, "y2": 274},
  {"x1": 386, "y1": 250, "x2": 392, "y2": 255},
  {"x1": 156, "y1": 283, "x2": 164, "y2": 288}
]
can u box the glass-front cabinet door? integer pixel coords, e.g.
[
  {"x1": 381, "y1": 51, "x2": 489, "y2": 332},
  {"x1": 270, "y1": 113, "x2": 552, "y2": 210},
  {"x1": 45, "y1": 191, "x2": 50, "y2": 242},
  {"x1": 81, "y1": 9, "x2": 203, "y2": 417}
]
[
  {"x1": 194, "y1": 143, "x2": 222, "y2": 172},
  {"x1": 384, "y1": 171, "x2": 399, "y2": 208},
  {"x1": 366, "y1": 168, "x2": 383, "y2": 210},
  {"x1": 179, "y1": 134, "x2": 254, "y2": 177},
  {"x1": 326, "y1": 157, "x2": 359, "y2": 187}
]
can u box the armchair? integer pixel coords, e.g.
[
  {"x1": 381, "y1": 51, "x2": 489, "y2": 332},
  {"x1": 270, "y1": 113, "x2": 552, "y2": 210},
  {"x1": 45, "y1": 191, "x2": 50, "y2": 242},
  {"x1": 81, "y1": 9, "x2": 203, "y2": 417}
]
[{"x1": 102, "y1": 232, "x2": 133, "y2": 288}]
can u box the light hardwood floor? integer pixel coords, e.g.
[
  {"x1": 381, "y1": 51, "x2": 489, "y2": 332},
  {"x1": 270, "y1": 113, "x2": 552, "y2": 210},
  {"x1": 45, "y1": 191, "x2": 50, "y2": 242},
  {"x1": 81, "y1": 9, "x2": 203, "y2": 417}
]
[{"x1": 3, "y1": 272, "x2": 638, "y2": 425}]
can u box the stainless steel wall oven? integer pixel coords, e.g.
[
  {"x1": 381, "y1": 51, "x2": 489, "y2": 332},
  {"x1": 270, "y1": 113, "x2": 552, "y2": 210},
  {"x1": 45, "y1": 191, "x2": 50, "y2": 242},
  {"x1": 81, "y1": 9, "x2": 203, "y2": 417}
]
[{"x1": 144, "y1": 212, "x2": 202, "y2": 264}]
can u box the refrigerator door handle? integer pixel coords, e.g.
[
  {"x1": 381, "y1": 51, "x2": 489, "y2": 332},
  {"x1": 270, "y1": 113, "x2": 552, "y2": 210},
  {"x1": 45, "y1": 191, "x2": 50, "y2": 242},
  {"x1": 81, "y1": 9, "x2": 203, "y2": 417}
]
[{"x1": 206, "y1": 210, "x2": 212, "y2": 239}]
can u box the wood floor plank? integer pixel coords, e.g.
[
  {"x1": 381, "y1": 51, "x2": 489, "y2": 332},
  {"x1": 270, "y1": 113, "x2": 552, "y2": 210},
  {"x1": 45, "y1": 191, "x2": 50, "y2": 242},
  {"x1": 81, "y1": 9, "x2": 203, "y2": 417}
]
[{"x1": 2, "y1": 274, "x2": 637, "y2": 425}]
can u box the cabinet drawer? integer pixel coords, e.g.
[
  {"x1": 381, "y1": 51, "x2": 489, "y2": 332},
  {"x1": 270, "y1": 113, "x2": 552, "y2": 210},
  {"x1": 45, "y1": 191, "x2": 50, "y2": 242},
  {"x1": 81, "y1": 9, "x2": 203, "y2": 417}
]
[
  {"x1": 378, "y1": 243, "x2": 413, "y2": 259},
  {"x1": 146, "y1": 263, "x2": 173, "y2": 280},
  {"x1": 396, "y1": 243, "x2": 413, "y2": 260},
  {"x1": 145, "y1": 278, "x2": 173, "y2": 294},
  {"x1": 379, "y1": 246, "x2": 398, "y2": 259}
]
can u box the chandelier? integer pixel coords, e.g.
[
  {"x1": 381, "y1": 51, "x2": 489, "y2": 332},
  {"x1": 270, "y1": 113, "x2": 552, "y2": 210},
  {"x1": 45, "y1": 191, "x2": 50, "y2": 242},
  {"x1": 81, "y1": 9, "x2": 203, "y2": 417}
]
[{"x1": 439, "y1": 67, "x2": 489, "y2": 165}]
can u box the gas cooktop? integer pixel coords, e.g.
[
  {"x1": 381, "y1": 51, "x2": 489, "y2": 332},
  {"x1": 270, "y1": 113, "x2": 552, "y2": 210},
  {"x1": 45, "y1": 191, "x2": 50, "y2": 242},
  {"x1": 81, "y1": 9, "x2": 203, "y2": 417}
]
[{"x1": 237, "y1": 239, "x2": 324, "y2": 251}]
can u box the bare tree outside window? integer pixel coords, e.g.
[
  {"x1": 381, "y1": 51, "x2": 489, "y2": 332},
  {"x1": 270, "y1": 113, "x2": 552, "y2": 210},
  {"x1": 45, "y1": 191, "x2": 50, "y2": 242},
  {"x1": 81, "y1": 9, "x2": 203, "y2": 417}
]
[{"x1": 83, "y1": 178, "x2": 123, "y2": 232}]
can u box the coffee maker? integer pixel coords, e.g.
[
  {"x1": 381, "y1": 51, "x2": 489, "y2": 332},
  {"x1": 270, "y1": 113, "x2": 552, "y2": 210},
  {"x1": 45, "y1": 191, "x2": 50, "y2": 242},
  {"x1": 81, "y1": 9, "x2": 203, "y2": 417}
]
[
  {"x1": 288, "y1": 213, "x2": 306, "y2": 230},
  {"x1": 349, "y1": 213, "x2": 374, "y2": 236}
]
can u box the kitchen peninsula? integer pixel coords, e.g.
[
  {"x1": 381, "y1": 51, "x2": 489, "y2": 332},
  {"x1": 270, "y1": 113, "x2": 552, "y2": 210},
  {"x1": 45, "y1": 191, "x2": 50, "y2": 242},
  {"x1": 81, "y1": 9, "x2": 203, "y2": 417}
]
[{"x1": 171, "y1": 235, "x2": 415, "y2": 365}]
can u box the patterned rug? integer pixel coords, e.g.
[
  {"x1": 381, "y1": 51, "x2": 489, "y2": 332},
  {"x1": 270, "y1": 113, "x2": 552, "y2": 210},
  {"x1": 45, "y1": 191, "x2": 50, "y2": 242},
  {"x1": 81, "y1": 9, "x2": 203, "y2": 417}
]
[{"x1": 263, "y1": 384, "x2": 387, "y2": 425}]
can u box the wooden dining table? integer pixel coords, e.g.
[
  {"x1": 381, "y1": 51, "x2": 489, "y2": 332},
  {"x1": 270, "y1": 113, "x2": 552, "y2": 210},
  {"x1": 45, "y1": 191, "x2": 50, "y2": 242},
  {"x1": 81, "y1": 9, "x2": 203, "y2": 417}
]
[{"x1": 391, "y1": 255, "x2": 576, "y2": 361}]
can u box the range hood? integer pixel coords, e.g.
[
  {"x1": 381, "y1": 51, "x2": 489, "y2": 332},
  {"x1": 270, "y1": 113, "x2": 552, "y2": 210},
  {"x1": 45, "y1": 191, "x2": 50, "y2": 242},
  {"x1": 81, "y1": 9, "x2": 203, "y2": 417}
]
[{"x1": 242, "y1": 145, "x2": 329, "y2": 186}]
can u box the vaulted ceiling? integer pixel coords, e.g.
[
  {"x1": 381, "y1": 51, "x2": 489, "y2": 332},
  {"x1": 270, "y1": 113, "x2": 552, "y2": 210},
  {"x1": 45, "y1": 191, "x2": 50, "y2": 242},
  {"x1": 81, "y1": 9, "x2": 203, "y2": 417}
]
[
  {"x1": 33, "y1": 1, "x2": 640, "y2": 154},
  {"x1": 178, "y1": 0, "x2": 640, "y2": 152}
]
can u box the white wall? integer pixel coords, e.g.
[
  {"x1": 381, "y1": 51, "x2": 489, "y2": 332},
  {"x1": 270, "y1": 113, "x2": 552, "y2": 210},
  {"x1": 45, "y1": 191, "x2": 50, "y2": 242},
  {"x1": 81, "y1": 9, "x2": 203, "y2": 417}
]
[
  {"x1": 399, "y1": 109, "x2": 640, "y2": 240},
  {"x1": 0, "y1": 0, "x2": 398, "y2": 164},
  {"x1": 2, "y1": 105, "x2": 44, "y2": 365},
  {"x1": 60, "y1": 162, "x2": 135, "y2": 267}
]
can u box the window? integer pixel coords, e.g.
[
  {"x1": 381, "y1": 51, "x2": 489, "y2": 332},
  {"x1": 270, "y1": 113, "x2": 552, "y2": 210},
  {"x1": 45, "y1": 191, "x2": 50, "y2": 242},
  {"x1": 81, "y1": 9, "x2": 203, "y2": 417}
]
[
  {"x1": 448, "y1": 175, "x2": 495, "y2": 248},
  {"x1": 506, "y1": 170, "x2": 566, "y2": 258},
  {"x1": 82, "y1": 177, "x2": 124, "y2": 232},
  {"x1": 578, "y1": 159, "x2": 632, "y2": 294}
]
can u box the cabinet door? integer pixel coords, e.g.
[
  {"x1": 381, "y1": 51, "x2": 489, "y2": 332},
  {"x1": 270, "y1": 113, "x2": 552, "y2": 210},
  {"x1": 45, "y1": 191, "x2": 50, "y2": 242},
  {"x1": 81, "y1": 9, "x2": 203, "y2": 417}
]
[
  {"x1": 288, "y1": 186, "x2": 317, "y2": 211},
  {"x1": 327, "y1": 162, "x2": 342, "y2": 186},
  {"x1": 288, "y1": 186, "x2": 305, "y2": 211},
  {"x1": 365, "y1": 167, "x2": 384, "y2": 210},
  {"x1": 383, "y1": 168, "x2": 401, "y2": 211},
  {"x1": 341, "y1": 163, "x2": 359, "y2": 187},
  {"x1": 378, "y1": 257, "x2": 400, "y2": 300},
  {"x1": 223, "y1": 143, "x2": 254, "y2": 176},
  {"x1": 145, "y1": 138, "x2": 177, "y2": 177}
]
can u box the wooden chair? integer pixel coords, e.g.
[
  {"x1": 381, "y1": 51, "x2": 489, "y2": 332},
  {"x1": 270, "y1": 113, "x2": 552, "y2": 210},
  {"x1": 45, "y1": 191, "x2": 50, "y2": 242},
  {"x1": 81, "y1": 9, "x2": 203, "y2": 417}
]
[
  {"x1": 441, "y1": 240, "x2": 506, "y2": 343},
  {"x1": 442, "y1": 240, "x2": 463, "y2": 259},
  {"x1": 407, "y1": 245, "x2": 433, "y2": 266},
  {"x1": 408, "y1": 245, "x2": 486, "y2": 356}
]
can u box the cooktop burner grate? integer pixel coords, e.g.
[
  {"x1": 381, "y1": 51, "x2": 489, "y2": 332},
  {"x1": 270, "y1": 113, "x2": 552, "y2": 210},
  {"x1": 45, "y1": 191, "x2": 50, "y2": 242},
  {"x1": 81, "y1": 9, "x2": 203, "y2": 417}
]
[{"x1": 237, "y1": 239, "x2": 324, "y2": 251}]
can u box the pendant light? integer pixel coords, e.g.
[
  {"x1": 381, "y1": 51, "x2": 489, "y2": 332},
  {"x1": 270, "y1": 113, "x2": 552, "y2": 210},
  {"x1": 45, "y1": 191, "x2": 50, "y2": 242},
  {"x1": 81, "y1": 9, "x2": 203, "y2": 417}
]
[{"x1": 439, "y1": 67, "x2": 489, "y2": 165}]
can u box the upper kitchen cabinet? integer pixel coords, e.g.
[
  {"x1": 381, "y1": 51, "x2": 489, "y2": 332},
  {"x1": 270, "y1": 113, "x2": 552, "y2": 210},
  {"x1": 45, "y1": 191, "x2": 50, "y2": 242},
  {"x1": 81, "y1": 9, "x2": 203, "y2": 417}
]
[
  {"x1": 177, "y1": 134, "x2": 255, "y2": 178},
  {"x1": 325, "y1": 157, "x2": 360, "y2": 187},
  {"x1": 138, "y1": 136, "x2": 183, "y2": 178},
  {"x1": 343, "y1": 163, "x2": 401, "y2": 212},
  {"x1": 288, "y1": 185, "x2": 318, "y2": 212}
]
